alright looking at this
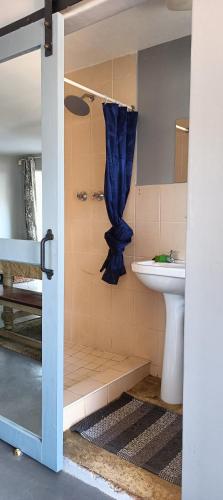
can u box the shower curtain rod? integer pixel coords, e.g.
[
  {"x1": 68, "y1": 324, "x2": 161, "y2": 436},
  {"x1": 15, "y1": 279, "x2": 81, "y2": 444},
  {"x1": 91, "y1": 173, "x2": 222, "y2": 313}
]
[
  {"x1": 18, "y1": 156, "x2": 41, "y2": 163},
  {"x1": 64, "y1": 77, "x2": 135, "y2": 111}
]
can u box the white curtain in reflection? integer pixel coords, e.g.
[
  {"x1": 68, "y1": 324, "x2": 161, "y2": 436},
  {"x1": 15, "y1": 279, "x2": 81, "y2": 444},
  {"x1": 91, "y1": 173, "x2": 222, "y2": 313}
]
[{"x1": 23, "y1": 158, "x2": 38, "y2": 241}]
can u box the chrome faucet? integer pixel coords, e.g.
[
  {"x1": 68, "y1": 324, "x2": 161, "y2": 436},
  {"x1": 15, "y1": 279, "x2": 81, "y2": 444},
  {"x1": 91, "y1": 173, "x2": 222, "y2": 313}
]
[{"x1": 168, "y1": 250, "x2": 176, "y2": 263}]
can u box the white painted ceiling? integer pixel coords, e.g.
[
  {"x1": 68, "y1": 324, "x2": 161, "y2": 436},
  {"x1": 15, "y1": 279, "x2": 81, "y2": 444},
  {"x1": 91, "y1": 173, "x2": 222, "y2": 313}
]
[
  {"x1": 65, "y1": 0, "x2": 192, "y2": 72},
  {"x1": 0, "y1": 0, "x2": 44, "y2": 29},
  {"x1": 0, "y1": 50, "x2": 41, "y2": 155},
  {"x1": 0, "y1": 0, "x2": 191, "y2": 155}
]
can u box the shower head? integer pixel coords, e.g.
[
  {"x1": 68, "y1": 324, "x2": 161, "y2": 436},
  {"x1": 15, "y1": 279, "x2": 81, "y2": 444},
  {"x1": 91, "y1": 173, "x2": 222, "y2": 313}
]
[{"x1": 64, "y1": 93, "x2": 95, "y2": 116}]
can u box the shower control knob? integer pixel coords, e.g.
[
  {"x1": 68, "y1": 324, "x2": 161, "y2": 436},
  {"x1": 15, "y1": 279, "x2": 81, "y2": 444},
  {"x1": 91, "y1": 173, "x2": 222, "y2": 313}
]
[
  {"x1": 92, "y1": 191, "x2": 104, "y2": 201},
  {"x1": 76, "y1": 191, "x2": 88, "y2": 201}
]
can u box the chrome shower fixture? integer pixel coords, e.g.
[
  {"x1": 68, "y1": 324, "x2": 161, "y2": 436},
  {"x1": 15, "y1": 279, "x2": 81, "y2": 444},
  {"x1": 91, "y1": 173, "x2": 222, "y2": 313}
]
[{"x1": 64, "y1": 93, "x2": 95, "y2": 116}]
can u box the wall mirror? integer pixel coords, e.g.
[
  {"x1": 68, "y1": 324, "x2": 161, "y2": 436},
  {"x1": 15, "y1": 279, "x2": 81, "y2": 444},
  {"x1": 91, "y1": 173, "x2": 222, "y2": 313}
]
[
  {"x1": 0, "y1": 48, "x2": 42, "y2": 437},
  {"x1": 137, "y1": 36, "x2": 191, "y2": 185},
  {"x1": 0, "y1": 50, "x2": 42, "y2": 240}
]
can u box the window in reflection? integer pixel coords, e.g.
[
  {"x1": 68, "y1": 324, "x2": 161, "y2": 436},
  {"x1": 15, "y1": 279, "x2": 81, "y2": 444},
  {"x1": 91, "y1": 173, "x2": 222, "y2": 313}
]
[{"x1": 0, "y1": 50, "x2": 42, "y2": 241}]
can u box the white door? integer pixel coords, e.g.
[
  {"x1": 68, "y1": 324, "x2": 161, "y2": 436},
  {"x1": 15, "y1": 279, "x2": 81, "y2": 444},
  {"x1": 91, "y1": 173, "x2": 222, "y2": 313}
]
[{"x1": 0, "y1": 13, "x2": 64, "y2": 471}]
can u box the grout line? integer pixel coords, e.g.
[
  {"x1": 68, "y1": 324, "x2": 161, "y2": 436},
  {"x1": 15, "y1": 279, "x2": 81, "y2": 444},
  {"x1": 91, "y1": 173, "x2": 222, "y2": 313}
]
[{"x1": 64, "y1": 361, "x2": 151, "y2": 407}]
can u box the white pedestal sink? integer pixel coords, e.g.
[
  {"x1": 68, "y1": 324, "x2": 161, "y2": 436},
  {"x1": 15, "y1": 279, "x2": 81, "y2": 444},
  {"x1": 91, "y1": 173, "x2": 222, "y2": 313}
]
[{"x1": 132, "y1": 260, "x2": 185, "y2": 404}]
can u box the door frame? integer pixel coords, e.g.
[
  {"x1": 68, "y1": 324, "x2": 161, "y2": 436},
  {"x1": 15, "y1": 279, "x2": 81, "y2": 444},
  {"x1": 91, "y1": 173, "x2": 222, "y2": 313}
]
[{"x1": 0, "y1": 13, "x2": 64, "y2": 472}]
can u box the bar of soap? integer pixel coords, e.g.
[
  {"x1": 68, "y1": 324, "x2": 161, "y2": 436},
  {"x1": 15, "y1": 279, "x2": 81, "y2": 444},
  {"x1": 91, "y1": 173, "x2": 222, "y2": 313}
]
[{"x1": 153, "y1": 255, "x2": 169, "y2": 263}]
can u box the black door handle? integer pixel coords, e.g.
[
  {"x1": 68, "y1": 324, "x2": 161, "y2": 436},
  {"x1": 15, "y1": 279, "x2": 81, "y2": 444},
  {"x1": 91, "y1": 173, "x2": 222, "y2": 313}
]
[{"x1": 40, "y1": 229, "x2": 54, "y2": 280}]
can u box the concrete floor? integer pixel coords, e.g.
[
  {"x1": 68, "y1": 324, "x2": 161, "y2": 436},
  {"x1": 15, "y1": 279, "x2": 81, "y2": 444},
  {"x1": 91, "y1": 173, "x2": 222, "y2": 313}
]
[
  {"x1": 0, "y1": 439, "x2": 109, "y2": 500},
  {"x1": 0, "y1": 347, "x2": 42, "y2": 435}
]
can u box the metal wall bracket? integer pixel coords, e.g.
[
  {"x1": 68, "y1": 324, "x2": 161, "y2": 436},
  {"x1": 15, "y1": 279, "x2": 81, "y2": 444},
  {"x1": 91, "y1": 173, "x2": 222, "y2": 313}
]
[{"x1": 44, "y1": 0, "x2": 53, "y2": 57}]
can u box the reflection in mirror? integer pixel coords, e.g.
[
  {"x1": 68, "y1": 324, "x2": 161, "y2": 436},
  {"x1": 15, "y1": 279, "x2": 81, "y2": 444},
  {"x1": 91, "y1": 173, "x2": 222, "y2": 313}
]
[
  {"x1": 0, "y1": 50, "x2": 42, "y2": 240},
  {"x1": 0, "y1": 48, "x2": 42, "y2": 437},
  {"x1": 175, "y1": 119, "x2": 189, "y2": 183},
  {"x1": 0, "y1": 271, "x2": 42, "y2": 436},
  {"x1": 137, "y1": 36, "x2": 191, "y2": 185}
]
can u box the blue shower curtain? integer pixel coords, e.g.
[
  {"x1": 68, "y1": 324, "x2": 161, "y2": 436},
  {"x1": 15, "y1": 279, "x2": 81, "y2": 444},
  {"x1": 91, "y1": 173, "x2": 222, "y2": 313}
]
[{"x1": 100, "y1": 103, "x2": 138, "y2": 285}]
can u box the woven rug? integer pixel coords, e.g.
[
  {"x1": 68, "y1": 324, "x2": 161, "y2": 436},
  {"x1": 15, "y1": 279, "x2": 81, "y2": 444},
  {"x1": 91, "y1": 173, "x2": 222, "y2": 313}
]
[{"x1": 71, "y1": 393, "x2": 182, "y2": 486}]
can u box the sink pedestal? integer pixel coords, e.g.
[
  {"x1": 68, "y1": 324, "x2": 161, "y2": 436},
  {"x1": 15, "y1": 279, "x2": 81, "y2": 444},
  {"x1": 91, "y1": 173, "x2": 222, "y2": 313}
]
[{"x1": 161, "y1": 293, "x2": 184, "y2": 404}]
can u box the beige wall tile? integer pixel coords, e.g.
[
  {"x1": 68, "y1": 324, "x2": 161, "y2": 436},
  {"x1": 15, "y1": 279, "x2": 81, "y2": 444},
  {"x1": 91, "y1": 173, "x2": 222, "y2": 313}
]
[
  {"x1": 135, "y1": 186, "x2": 160, "y2": 223},
  {"x1": 68, "y1": 154, "x2": 91, "y2": 192},
  {"x1": 133, "y1": 289, "x2": 159, "y2": 331},
  {"x1": 67, "y1": 60, "x2": 113, "y2": 90},
  {"x1": 111, "y1": 287, "x2": 134, "y2": 325},
  {"x1": 110, "y1": 320, "x2": 135, "y2": 356},
  {"x1": 72, "y1": 120, "x2": 91, "y2": 156},
  {"x1": 91, "y1": 316, "x2": 113, "y2": 352},
  {"x1": 135, "y1": 221, "x2": 160, "y2": 259},
  {"x1": 91, "y1": 282, "x2": 112, "y2": 321},
  {"x1": 160, "y1": 183, "x2": 187, "y2": 222},
  {"x1": 113, "y1": 78, "x2": 137, "y2": 108},
  {"x1": 90, "y1": 154, "x2": 106, "y2": 191},
  {"x1": 113, "y1": 54, "x2": 137, "y2": 81},
  {"x1": 91, "y1": 117, "x2": 106, "y2": 155},
  {"x1": 160, "y1": 221, "x2": 187, "y2": 260}
]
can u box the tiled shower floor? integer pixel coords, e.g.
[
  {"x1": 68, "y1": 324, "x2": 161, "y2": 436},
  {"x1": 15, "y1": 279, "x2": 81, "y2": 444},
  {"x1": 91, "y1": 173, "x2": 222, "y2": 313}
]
[{"x1": 63, "y1": 343, "x2": 151, "y2": 430}]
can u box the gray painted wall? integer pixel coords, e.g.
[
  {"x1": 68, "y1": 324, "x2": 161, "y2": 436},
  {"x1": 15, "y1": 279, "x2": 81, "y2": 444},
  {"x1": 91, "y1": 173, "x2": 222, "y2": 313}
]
[
  {"x1": 0, "y1": 155, "x2": 26, "y2": 239},
  {"x1": 137, "y1": 36, "x2": 191, "y2": 185}
]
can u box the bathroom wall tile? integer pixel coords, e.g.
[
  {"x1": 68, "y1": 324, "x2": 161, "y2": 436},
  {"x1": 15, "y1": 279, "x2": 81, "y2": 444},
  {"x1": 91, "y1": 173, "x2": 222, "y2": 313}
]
[
  {"x1": 91, "y1": 82, "x2": 113, "y2": 119},
  {"x1": 84, "y1": 387, "x2": 108, "y2": 417},
  {"x1": 67, "y1": 216, "x2": 91, "y2": 254},
  {"x1": 71, "y1": 313, "x2": 91, "y2": 345},
  {"x1": 91, "y1": 117, "x2": 106, "y2": 155},
  {"x1": 69, "y1": 189, "x2": 92, "y2": 222},
  {"x1": 113, "y1": 77, "x2": 137, "y2": 109},
  {"x1": 73, "y1": 278, "x2": 91, "y2": 317},
  {"x1": 110, "y1": 320, "x2": 135, "y2": 356},
  {"x1": 124, "y1": 223, "x2": 135, "y2": 257},
  {"x1": 63, "y1": 398, "x2": 85, "y2": 431},
  {"x1": 91, "y1": 282, "x2": 112, "y2": 321},
  {"x1": 133, "y1": 289, "x2": 157, "y2": 330},
  {"x1": 86, "y1": 253, "x2": 105, "y2": 284},
  {"x1": 72, "y1": 120, "x2": 91, "y2": 156},
  {"x1": 69, "y1": 154, "x2": 91, "y2": 192},
  {"x1": 124, "y1": 186, "x2": 135, "y2": 223},
  {"x1": 135, "y1": 186, "x2": 160, "y2": 224},
  {"x1": 160, "y1": 183, "x2": 187, "y2": 222},
  {"x1": 135, "y1": 221, "x2": 160, "y2": 259},
  {"x1": 134, "y1": 326, "x2": 159, "y2": 364},
  {"x1": 113, "y1": 54, "x2": 137, "y2": 81},
  {"x1": 160, "y1": 221, "x2": 187, "y2": 260},
  {"x1": 111, "y1": 287, "x2": 134, "y2": 325},
  {"x1": 91, "y1": 316, "x2": 113, "y2": 352},
  {"x1": 90, "y1": 217, "x2": 109, "y2": 254},
  {"x1": 68, "y1": 60, "x2": 113, "y2": 91},
  {"x1": 116, "y1": 256, "x2": 146, "y2": 293},
  {"x1": 154, "y1": 293, "x2": 166, "y2": 332},
  {"x1": 90, "y1": 153, "x2": 106, "y2": 191}
]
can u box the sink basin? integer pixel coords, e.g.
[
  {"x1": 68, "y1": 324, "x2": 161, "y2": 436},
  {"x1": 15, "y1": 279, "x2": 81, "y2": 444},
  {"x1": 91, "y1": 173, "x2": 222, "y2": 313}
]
[{"x1": 132, "y1": 260, "x2": 186, "y2": 404}]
